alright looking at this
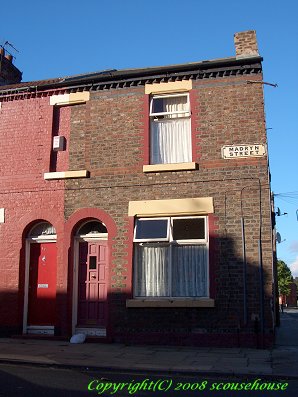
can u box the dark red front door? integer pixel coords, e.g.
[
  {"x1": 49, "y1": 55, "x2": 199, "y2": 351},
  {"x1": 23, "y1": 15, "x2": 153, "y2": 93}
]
[
  {"x1": 77, "y1": 241, "x2": 108, "y2": 326},
  {"x1": 27, "y1": 242, "x2": 57, "y2": 326}
]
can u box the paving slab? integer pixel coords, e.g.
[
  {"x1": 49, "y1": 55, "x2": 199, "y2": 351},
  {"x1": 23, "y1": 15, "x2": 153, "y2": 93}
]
[
  {"x1": 1, "y1": 331, "x2": 298, "y2": 378},
  {"x1": 0, "y1": 337, "x2": 272, "y2": 375}
]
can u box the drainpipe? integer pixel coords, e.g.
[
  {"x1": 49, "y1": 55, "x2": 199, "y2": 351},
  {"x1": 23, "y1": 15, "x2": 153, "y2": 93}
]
[
  {"x1": 258, "y1": 239, "x2": 265, "y2": 348},
  {"x1": 241, "y1": 217, "x2": 248, "y2": 325}
]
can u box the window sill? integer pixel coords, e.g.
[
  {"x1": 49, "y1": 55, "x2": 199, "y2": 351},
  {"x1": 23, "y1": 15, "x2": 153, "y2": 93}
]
[
  {"x1": 126, "y1": 298, "x2": 214, "y2": 308},
  {"x1": 143, "y1": 162, "x2": 198, "y2": 173},
  {"x1": 44, "y1": 170, "x2": 89, "y2": 180}
]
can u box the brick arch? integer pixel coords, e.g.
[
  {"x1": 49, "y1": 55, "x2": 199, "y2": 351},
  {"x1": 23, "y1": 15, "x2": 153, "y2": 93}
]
[
  {"x1": 65, "y1": 208, "x2": 117, "y2": 243},
  {"x1": 18, "y1": 210, "x2": 63, "y2": 247},
  {"x1": 22, "y1": 219, "x2": 56, "y2": 239}
]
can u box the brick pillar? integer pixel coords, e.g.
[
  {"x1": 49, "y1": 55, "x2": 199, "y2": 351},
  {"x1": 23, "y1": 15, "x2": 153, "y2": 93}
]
[{"x1": 234, "y1": 30, "x2": 259, "y2": 58}]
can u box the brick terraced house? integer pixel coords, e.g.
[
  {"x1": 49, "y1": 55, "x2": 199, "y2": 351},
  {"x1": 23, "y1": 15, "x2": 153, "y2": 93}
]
[{"x1": 0, "y1": 31, "x2": 277, "y2": 347}]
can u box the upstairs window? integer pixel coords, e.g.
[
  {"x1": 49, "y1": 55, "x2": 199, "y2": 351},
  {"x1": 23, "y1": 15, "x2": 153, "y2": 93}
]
[{"x1": 150, "y1": 94, "x2": 192, "y2": 165}]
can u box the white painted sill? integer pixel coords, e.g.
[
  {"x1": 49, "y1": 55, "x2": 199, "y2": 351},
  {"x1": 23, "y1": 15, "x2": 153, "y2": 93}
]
[
  {"x1": 143, "y1": 162, "x2": 198, "y2": 173},
  {"x1": 126, "y1": 298, "x2": 214, "y2": 308},
  {"x1": 44, "y1": 170, "x2": 89, "y2": 180}
]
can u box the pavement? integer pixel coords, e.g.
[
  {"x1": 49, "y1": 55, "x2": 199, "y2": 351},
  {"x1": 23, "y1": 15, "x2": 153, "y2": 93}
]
[{"x1": 1, "y1": 308, "x2": 298, "y2": 379}]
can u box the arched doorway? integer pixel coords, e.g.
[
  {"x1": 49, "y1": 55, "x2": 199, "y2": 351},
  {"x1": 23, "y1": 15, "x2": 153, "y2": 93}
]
[
  {"x1": 23, "y1": 222, "x2": 57, "y2": 335},
  {"x1": 72, "y1": 220, "x2": 108, "y2": 337}
]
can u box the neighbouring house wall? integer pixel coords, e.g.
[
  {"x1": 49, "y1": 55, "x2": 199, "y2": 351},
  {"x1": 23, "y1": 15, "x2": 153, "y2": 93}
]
[
  {"x1": 0, "y1": 96, "x2": 67, "y2": 335},
  {"x1": 283, "y1": 283, "x2": 297, "y2": 307}
]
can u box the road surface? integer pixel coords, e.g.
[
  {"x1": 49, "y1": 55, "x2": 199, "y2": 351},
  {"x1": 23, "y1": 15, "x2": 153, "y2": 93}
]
[{"x1": 1, "y1": 363, "x2": 298, "y2": 397}]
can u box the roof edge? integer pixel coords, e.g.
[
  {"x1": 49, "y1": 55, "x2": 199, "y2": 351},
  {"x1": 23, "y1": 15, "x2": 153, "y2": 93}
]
[{"x1": 0, "y1": 55, "x2": 263, "y2": 96}]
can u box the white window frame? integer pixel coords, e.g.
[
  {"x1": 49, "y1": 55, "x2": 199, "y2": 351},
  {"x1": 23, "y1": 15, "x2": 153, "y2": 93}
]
[
  {"x1": 150, "y1": 93, "x2": 191, "y2": 118},
  {"x1": 149, "y1": 93, "x2": 192, "y2": 166},
  {"x1": 133, "y1": 216, "x2": 207, "y2": 244},
  {"x1": 133, "y1": 217, "x2": 170, "y2": 242},
  {"x1": 171, "y1": 216, "x2": 207, "y2": 244},
  {"x1": 133, "y1": 216, "x2": 209, "y2": 299}
]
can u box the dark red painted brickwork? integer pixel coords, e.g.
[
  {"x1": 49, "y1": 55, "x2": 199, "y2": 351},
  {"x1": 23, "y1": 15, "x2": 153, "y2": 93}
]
[
  {"x1": 190, "y1": 88, "x2": 201, "y2": 162},
  {"x1": 50, "y1": 106, "x2": 71, "y2": 172},
  {"x1": 142, "y1": 95, "x2": 150, "y2": 165},
  {"x1": 208, "y1": 214, "x2": 219, "y2": 299}
]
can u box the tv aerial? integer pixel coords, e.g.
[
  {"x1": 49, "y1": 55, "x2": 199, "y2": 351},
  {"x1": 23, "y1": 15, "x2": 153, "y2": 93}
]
[
  {"x1": 275, "y1": 207, "x2": 287, "y2": 217},
  {"x1": 0, "y1": 41, "x2": 19, "y2": 59}
]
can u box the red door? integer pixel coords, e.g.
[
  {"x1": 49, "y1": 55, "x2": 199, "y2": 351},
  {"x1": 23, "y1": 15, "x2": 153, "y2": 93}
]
[
  {"x1": 27, "y1": 243, "x2": 57, "y2": 326},
  {"x1": 77, "y1": 241, "x2": 108, "y2": 326}
]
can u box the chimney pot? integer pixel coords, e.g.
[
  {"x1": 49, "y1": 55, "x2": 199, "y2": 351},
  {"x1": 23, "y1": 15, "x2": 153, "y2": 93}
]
[
  {"x1": 234, "y1": 30, "x2": 259, "y2": 59},
  {"x1": 5, "y1": 54, "x2": 13, "y2": 62}
]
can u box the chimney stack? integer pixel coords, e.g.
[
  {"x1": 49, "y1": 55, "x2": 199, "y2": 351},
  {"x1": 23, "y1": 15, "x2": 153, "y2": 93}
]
[
  {"x1": 234, "y1": 30, "x2": 259, "y2": 59},
  {"x1": 0, "y1": 47, "x2": 22, "y2": 86}
]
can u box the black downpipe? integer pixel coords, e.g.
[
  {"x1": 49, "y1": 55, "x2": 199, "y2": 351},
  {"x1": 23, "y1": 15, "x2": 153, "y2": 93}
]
[
  {"x1": 241, "y1": 217, "x2": 248, "y2": 326},
  {"x1": 259, "y1": 239, "x2": 265, "y2": 348}
]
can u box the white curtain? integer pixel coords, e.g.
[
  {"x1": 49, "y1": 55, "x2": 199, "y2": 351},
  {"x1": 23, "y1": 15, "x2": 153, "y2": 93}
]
[
  {"x1": 150, "y1": 96, "x2": 191, "y2": 164},
  {"x1": 162, "y1": 96, "x2": 188, "y2": 118},
  {"x1": 172, "y1": 245, "x2": 207, "y2": 297},
  {"x1": 135, "y1": 245, "x2": 170, "y2": 297},
  {"x1": 150, "y1": 119, "x2": 191, "y2": 164},
  {"x1": 135, "y1": 244, "x2": 207, "y2": 297}
]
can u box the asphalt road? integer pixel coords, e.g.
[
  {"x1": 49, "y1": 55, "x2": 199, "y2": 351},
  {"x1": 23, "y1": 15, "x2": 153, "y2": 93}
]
[{"x1": 1, "y1": 363, "x2": 298, "y2": 397}]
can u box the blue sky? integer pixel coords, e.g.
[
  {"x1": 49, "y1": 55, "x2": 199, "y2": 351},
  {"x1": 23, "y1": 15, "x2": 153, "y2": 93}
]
[{"x1": 1, "y1": 0, "x2": 298, "y2": 273}]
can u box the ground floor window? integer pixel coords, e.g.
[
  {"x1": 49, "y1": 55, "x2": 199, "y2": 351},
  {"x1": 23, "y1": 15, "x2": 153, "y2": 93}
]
[{"x1": 133, "y1": 216, "x2": 208, "y2": 298}]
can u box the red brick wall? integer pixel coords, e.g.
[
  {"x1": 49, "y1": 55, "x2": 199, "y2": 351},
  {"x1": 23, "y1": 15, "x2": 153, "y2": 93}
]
[
  {"x1": 285, "y1": 283, "x2": 297, "y2": 307},
  {"x1": 0, "y1": 96, "x2": 66, "y2": 334},
  {"x1": 51, "y1": 106, "x2": 71, "y2": 172}
]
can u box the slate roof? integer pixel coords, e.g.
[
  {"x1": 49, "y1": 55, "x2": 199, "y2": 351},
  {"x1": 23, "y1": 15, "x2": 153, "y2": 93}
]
[{"x1": 0, "y1": 55, "x2": 263, "y2": 96}]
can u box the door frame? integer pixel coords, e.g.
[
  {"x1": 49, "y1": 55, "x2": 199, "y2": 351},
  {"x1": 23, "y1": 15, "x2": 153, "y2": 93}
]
[
  {"x1": 72, "y1": 233, "x2": 108, "y2": 335},
  {"x1": 23, "y1": 235, "x2": 57, "y2": 334}
]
